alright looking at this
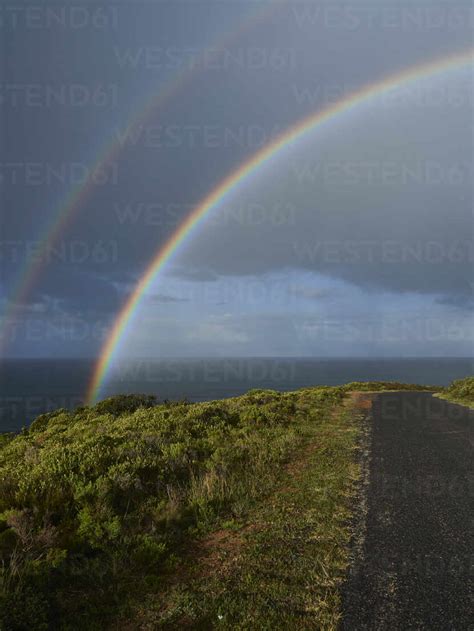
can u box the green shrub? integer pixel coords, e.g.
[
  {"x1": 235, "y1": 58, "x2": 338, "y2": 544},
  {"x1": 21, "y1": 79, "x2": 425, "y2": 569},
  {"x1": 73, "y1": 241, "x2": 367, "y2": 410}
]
[
  {"x1": 0, "y1": 584, "x2": 51, "y2": 631},
  {"x1": 0, "y1": 380, "x2": 433, "y2": 628},
  {"x1": 29, "y1": 409, "x2": 69, "y2": 434},
  {"x1": 93, "y1": 394, "x2": 157, "y2": 417},
  {"x1": 443, "y1": 377, "x2": 474, "y2": 403},
  {"x1": 342, "y1": 381, "x2": 437, "y2": 392}
]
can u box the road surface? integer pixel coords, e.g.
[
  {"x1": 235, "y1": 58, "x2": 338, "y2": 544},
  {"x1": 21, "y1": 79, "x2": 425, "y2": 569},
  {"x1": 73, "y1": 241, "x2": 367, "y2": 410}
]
[{"x1": 342, "y1": 392, "x2": 473, "y2": 630}]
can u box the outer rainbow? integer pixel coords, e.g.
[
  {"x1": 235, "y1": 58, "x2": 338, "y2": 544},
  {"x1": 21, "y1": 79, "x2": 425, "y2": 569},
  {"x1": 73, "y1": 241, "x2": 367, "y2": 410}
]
[
  {"x1": 0, "y1": 1, "x2": 281, "y2": 354},
  {"x1": 87, "y1": 47, "x2": 474, "y2": 403}
]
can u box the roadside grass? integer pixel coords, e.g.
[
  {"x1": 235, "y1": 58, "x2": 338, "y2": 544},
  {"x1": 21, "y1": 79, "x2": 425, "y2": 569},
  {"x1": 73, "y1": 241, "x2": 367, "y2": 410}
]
[
  {"x1": 122, "y1": 396, "x2": 365, "y2": 630},
  {"x1": 339, "y1": 381, "x2": 438, "y2": 393},
  {"x1": 0, "y1": 387, "x2": 346, "y2": 629},
  {"x1": 0, "y1": 380, "x2": 433, "y2": 629},
  {"x1": 432, "y1": 376, "x2": 474, "y2": 408}
]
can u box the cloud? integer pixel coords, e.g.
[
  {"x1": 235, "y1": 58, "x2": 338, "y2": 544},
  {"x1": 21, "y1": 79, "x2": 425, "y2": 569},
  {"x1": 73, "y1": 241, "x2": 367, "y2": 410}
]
[
  {"x1": 2, "y1": 299, "x2": 49, "y2": 315},
  {"x1": 187, "y1": 315, "x2": 250, "y2": 345},
  {"x1": 148, "y1": 293, "x2": 190, "y2": 304},
  {"x1": 435, "y1": 293, "x2": 474, "y2": 310},
  {"x1": 288, "y1": 285, "x2": 335, "y2": 301},
  {"x1": 168, "y1": 265, "x2": 220, "y2": 283},
  {"x1": 33, "y1": 269, "x2": 121, "y2": 316},
  {"x1": 173, "y1": 69, "x2": 473, "y2": 308}
]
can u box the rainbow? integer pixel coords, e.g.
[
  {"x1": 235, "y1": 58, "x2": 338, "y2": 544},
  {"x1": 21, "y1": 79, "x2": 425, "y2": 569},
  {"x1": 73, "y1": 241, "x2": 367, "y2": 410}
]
[
  {"x1": 86, "y1": 47, "x2": 474, "y2": 403},
  {"x1": 0, "y1": 1, "x2": 282, "y2": 354}
]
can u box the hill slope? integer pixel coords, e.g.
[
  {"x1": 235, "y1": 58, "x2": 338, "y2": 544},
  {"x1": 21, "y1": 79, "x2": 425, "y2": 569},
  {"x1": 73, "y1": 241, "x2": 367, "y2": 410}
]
[
  {"x1": 0, "y1": 381, "x2": 439, "y2": 629},
  {"x1": 435, "y1": 376, "x2": 474, "y2": 407}
]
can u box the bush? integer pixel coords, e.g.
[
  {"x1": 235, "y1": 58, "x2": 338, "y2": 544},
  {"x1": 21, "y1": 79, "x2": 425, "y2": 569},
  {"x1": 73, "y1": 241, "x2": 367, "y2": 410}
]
[
  {"x1": 92, "y1": 394, "x2": 157, "y2": 417},
  {"x1": 342, "y1": 381, "x2": 437, "y2": 392},
  {"x1": 29, "y1": 408, "x2": 68, "y2": 433},
  {"x1": 444, "y1": 377, "x2": 474, "y2": 403},
  {"x1": 0, "y1": 380, "x2": 432, "y2": 628}
]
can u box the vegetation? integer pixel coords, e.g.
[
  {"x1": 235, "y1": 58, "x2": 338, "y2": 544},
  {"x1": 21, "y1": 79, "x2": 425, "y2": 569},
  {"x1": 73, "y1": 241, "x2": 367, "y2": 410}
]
[
  {"x1": 0, "y1": 381, "x2": 439, "y2": 629},
  {"x1": 128, "y1": 396, "x2": 364, "y2": 629},
  {"x1": 339, "y1": 381, "x2": 437, "y2": 393},
  {"x1": 435, "y1": 376, "x2": 474, "y2": 407}
]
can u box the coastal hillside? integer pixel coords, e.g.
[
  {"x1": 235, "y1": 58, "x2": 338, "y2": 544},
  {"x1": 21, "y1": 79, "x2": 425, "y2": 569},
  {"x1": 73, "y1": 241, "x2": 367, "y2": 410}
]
[
  {"x1": 0, "y1": 381, "x2": 441, "y2": 629},
  {"x1": 435, "y1": 376, "x2": 474, "y2": 408}
]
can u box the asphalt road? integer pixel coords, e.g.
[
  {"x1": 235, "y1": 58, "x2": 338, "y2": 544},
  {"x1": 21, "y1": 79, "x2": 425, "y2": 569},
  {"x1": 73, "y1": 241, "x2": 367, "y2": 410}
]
[{"x1": 342, "y1": 392, "x2": 473, "y2": 631}]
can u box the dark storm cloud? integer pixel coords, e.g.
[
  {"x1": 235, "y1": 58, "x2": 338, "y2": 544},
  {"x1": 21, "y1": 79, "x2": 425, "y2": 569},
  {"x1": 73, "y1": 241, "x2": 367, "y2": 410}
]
[
  {"x1": 2, "y1": 0, "x2": 473, "y2": 355},
  {"x1": 175, "y1": 71, "x2": 474, "y2": 308},
  {"x1": 148, "y1": 293, "x2": 190, "y2": 304},
  {"x1": 33, "y1": 269, "x2": 121, "y2": 316}
]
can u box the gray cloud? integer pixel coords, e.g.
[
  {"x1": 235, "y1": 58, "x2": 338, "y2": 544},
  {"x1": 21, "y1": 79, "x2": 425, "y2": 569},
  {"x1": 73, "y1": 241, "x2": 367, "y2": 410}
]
[
  {"x1": 148, "y1": 293, "x2": 190, "y2": 304},
  {"x1": 175, "y1": 72, "x2": 474, "y2": 308},
  {"x1": 288, "y1": 285, "x2": 336, "y2": 301},
  {"x1": 3, "y1": 0, "x2": 473, "y2": 357}
]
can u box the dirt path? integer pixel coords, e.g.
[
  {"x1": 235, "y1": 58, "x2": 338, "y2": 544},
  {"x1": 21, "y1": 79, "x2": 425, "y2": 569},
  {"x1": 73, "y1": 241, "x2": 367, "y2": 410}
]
[{"x1": 342, "y1": 391, "x2": 473, "y2": 631}]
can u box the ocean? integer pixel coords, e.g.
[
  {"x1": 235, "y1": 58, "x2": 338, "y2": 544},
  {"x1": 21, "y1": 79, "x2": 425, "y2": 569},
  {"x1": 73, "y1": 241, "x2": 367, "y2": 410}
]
[{"x1": 0, "y1": 357, "x2": 472, "y2": 433}]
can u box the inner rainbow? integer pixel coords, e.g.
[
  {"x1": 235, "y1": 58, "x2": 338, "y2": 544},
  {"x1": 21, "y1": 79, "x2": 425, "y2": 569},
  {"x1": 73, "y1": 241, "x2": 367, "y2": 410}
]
[{"x1": 87, "y1": 47, "x2": 474, "y2": 403}]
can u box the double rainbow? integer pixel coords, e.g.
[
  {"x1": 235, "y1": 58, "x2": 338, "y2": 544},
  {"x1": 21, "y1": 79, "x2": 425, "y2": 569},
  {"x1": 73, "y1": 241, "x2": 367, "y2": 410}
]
[
  {"x1": 87, "y1": 47, "x2": 474, "y2": 403},
  {"x1": 0, "y1": 1, "x2": 282, "y2": 353}
]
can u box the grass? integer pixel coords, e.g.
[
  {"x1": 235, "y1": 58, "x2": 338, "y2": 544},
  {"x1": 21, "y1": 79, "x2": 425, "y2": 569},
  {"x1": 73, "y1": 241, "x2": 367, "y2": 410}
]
[
  {"x1": 129, "y1": 399, "x2": 365, "y2": 630},
  {"x1": 0, "y1": 380, "x2": 449, "y2": 629},
  {"x1": 433, "y1": 376, "x2": 474, "y2": 408}
]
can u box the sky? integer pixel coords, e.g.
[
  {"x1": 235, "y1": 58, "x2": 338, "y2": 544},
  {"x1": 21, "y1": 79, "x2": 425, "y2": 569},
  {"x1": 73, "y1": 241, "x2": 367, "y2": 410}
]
[{"x1": 1, "y1": 0, "x2": 473, "y2": 362}]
